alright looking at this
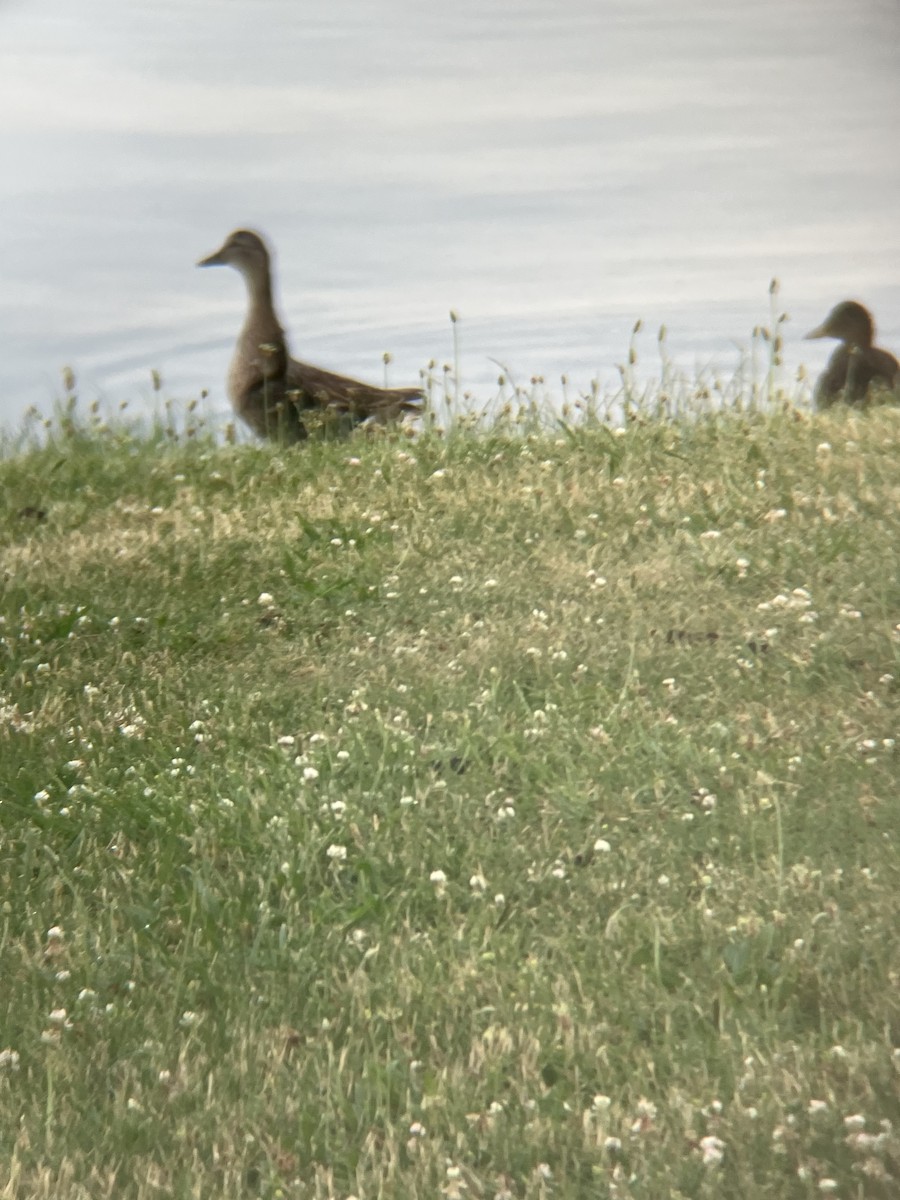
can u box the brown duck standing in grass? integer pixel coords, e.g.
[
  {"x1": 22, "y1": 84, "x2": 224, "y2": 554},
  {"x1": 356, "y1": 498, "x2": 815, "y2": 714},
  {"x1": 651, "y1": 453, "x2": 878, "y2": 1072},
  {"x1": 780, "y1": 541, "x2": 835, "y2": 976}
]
[
  {"x1": 805, "y1": 300, "x2": 899, "y2": 409},
  {"x1": 198, "y1": 229, "x2": 424, "y2": 441}
]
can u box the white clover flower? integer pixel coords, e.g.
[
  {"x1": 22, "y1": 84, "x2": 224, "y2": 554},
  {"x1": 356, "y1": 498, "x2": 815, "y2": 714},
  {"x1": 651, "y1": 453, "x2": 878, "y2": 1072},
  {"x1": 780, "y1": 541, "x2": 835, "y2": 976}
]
[
  {"x1": 0, "y1": 1049, "x2": 20, "y2": 1071},
  {"x1": 469, "y1": 873, "x2": 487, "y2": 892},
  {"x1": 326, "y1": 844, "x2": 347, "y2": 862},
  {"x1": 845, "y1": 1131, "x2": 878, "y2": 1152},
  {"x1": 592, "y1": 1094, "x2": 612, "y2": 1111},
  {"x1": 699, "y1": 1135, "x2": 726, "y2": 1166},
  {"x1": 301, "y1": 766, "x2": 319, "y2": 783},
  {"x1": 843, "y1": 1113, "x2": 866, "y2": 1131},
  {"x1": 257, "y1": 592, "x2": 275, "y2": 607},
  {"x1": 409, "y1": 1121, "x2": 426, "y2": 1137},
  {"x1": 817, "y1": 1182, "x2": 838, "y2": 1194},
  {"x1": 429, "y1": 869, "x2": 447, "y2": 886},
  {"x1": 180, "y1": 1011, "x2": 200, "y2": 1028},
  {"x1": 593, "y1": 838, "x2": 612, "y2": 853},
  {"x1": 46, "y1": 926, "x2": 64, "y2": 942},
  {"x1": 604, "y1": 1135, "x2": 622, "y2": 1152}
]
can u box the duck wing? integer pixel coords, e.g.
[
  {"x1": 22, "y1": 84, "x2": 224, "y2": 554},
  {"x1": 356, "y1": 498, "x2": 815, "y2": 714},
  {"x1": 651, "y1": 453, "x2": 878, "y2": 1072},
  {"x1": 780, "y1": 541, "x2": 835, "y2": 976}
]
[
  {"x1": 815, "y1": 344, "x2": 900, "y2": 408},
  {"x1": 284, "y1": 357, "x2": 424, "y2": 422},
  {"x1": 230, "y1": 345, "x2": 423, "y2": 442}
]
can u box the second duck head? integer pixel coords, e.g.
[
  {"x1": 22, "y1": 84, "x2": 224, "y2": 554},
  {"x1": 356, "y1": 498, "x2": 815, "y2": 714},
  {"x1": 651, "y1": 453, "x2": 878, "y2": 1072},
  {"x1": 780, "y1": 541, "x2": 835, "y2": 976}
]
[{"x1": 805, "y1": 300, "x2": 875, "y2": 349}]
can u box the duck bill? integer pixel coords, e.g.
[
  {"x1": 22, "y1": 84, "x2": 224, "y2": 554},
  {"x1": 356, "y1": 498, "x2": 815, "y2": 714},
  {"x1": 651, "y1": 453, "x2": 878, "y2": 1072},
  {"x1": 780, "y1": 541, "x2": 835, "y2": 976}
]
[
  {"x1": 196, "y1": 245, "x2": 229, "y2": 268},
  {"x1": 804, "y1": 322, "x2": 829, "y2": 340}
]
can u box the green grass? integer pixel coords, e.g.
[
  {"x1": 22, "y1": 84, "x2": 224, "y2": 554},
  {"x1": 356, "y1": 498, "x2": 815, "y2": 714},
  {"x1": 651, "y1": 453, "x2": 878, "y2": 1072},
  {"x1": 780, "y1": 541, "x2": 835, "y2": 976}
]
[{"x1": 1, "y1": 402, "x2": 899, "y2": 1198}]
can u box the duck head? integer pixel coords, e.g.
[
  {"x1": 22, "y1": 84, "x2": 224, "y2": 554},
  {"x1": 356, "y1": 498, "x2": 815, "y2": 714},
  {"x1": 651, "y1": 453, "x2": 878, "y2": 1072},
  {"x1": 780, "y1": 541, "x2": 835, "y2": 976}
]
[
  {"x1": 197, "y1": 229, "x2": 271, "y2": 275},
  {"x1": 805, "y1": 300, "x2": 875, "y2": 349}
]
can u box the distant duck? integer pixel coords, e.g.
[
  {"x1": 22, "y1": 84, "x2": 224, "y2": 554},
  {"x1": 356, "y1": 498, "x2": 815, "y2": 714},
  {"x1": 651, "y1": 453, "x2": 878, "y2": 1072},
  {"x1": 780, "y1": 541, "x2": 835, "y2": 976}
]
[
  {"x1": 197, "y1": 229, "x2": 424, "y2": 442},
  {"x1": 805, "y1": 300, "x2": 899, "y2": 408}
]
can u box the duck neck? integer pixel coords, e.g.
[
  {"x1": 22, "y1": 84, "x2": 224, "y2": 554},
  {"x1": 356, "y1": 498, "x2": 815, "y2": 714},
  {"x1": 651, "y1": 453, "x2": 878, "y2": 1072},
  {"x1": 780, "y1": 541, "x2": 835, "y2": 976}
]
[
  {"x1": 847, "y1": 316, "x2": 874, "y2": 349},
  {"x1": 855, "y1": 327, "x2": 874, "y2": 350},
  {"x1": 242, "y1": 262, "x2": 277, "y2": 319}
]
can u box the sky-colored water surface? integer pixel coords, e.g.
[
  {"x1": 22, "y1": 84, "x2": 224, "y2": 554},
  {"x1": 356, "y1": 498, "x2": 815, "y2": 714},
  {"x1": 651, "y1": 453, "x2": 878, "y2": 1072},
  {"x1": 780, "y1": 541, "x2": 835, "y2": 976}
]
[{"x1": 1, "y1": 0, "x2": 898, "y2": 430}]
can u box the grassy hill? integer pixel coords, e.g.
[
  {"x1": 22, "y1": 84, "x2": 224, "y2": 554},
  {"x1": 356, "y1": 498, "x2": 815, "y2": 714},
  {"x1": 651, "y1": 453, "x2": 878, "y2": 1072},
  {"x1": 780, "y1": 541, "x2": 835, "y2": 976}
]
[{"x1": 2, "y1": 405, "x2": 899, "y2": 1198}]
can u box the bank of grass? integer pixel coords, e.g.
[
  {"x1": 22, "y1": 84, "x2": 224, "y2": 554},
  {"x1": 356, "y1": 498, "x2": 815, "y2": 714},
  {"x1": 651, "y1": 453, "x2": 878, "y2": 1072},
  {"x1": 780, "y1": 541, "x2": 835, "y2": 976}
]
[{"x1": 1, "y1": 402, "x2": 899, "y2": 1199}]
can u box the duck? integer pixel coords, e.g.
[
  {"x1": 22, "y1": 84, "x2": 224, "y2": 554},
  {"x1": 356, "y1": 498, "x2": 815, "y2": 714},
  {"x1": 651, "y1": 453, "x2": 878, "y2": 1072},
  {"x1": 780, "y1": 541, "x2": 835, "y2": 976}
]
[
  {"x1": 805, "y1": 300, "x2": 899, "y2": 408},
  {"x1": 197, "y1": 229, "x2": 424, "y2": 441}
]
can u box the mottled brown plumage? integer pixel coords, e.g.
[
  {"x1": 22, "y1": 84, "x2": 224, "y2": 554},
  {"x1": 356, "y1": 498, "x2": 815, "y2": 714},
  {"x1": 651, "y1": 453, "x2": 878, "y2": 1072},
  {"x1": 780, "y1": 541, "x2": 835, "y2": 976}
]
[
  {"x1": 197, "y1": 229, "x2": 424, "y2": 441},
  {"x1": 805, "y1": 300, "x2": 898, "y2": 409}
]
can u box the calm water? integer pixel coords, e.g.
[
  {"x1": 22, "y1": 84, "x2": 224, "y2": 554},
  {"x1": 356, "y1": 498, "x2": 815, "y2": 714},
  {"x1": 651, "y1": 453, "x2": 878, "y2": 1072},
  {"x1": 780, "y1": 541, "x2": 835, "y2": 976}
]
[{"x1": 2, "y1": 0, "x2": 899, "y2": 431}]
